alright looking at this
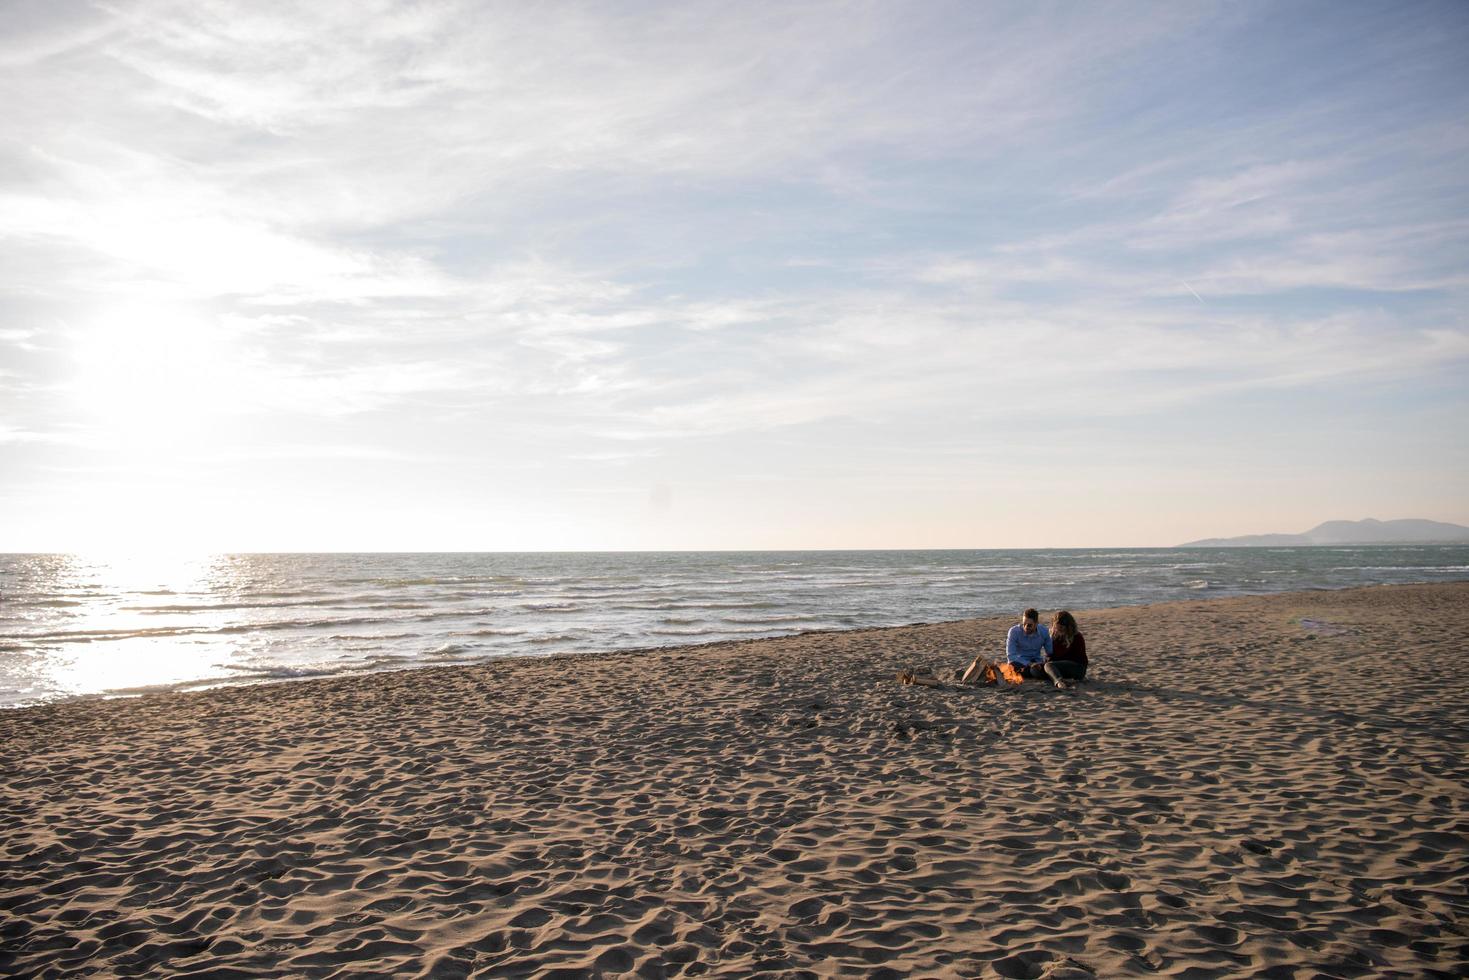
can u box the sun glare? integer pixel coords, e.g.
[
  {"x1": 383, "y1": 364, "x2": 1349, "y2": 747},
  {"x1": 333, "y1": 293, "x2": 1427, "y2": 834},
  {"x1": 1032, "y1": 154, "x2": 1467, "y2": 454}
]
[
  {"x1": 72, "y1": 549, "x2": 218, "y2": 595},
  {"x1": 70, "y1": 303, "x2": 238, "y2": 444},
  {"x1": 63, "y1": 481, "x2": 232, "y2": 557}
]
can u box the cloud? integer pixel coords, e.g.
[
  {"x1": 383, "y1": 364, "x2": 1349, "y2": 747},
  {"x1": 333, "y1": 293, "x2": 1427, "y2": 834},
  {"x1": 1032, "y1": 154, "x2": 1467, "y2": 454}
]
[
  {"x1": 2, "y1": 1, "x2": 1468, "y2": 546},
  {"x1": 0, "y1": 425, "x2": 53, "y2": 444}
]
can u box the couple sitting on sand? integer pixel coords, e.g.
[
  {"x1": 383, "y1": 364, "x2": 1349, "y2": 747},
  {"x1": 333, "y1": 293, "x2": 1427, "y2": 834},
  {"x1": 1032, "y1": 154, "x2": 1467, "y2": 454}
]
[{"x1": 962, "y1": 607, "x2": 1088, "y2": 690}]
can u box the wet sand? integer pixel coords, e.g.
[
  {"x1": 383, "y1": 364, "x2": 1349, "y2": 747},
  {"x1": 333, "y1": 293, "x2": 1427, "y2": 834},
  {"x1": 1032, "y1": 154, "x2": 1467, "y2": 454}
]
[{"x1": 3, "y1": 582, "x2": 1467, "y2": 978}]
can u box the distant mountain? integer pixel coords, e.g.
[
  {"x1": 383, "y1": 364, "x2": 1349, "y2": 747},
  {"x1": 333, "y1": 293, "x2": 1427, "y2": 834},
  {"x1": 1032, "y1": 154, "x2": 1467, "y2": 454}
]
[{"x1": 1179, "y1": 518, "x2": 1469, "y2": 548}]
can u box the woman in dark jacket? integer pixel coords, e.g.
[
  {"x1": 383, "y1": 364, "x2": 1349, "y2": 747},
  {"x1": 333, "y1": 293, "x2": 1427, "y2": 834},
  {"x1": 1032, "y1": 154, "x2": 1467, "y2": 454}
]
[{"x1": 1044, "y1": 610, "x2": 1087, "y2": 688}]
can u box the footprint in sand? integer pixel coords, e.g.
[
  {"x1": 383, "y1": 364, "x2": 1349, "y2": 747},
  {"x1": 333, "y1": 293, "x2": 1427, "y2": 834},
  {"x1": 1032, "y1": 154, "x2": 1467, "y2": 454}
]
[
  {"x1": 1193, "y1": 924, "x2": 1244, "y2": 946},
  {"x1": 991, "y1": 948, "x2": 1056, "y2": 979},
  {"x1": 594, "y1": 945, "x2": 636, "y2": 972},
  {"x1": 788, "y1": 896, "x2": 826, "y2": 920},
  {"x1": 508, "y1": 906, "x2": 553, "y2": 928},
  {"x1": 1106, "y1": 933, "x2": 1147, "y2": 955}
]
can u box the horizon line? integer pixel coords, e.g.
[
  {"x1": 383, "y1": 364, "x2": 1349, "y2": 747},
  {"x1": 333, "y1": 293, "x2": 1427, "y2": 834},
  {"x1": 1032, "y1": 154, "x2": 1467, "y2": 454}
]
[{"x1": 6, "y1": 543, "x2": 1469, "y2": 557}]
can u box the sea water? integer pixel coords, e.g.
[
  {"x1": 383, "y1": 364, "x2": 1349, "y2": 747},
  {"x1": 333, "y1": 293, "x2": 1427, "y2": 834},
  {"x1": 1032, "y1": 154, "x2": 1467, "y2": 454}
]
[{"x1": 3, "y1": 547, "x2": 1467, "y2": 708}]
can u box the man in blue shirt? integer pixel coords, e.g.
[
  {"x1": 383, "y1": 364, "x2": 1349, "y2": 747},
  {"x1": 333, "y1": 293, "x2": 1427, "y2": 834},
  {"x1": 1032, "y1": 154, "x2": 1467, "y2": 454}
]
[{"x1": 1006, "y1": 607, "x2": 1052, "y2": 680}]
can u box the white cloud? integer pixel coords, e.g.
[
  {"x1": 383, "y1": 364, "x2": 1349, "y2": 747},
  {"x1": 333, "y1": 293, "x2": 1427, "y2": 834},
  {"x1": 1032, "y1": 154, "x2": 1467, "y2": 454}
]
[{"x1": 2, "y1": 1, "x2": 1467, "y2": 546}]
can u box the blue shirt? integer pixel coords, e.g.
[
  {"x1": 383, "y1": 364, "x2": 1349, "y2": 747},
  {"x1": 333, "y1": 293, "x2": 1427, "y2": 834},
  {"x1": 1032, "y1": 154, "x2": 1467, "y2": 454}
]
[{"x1": 1006, "y1": 623, "x2": 1052, "y2": 666}]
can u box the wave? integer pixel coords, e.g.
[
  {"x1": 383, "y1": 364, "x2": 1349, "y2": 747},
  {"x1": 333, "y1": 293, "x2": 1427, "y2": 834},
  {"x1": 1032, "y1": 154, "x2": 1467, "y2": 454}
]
[
  {"x1": 423, "y1": 643, "x2": 471, "y2": 657},
  {"x1": 720, "y1": 614, "x2": 818, "y2": 625},
  {"x1": 245, "y1": 590, "x2": 332, "y2": 600},
  {"x1": 5, "y1": 606, "x2": 497, "y2": 645},
  {"x1": 434, "y1": 588, "x2": 523, "y2": 600},
  {"x1": 124, "y1": 598, "x2": 435, "y2": 613},
  {"x1": 1330, "y1": 565, "x2": 1469, "y2": 572},
  {"x1": 362, "y1": 649, "x2": 480, "y2": 668},
  {"x1": 220, "y1": 664, "x2": 346, "y2": 681},
  {"x1": 647, "y1": 624, "x2": 808, "y2": 637},
  {"x1": 618, "y1": 600, "x2": 788, "y2": 611}
]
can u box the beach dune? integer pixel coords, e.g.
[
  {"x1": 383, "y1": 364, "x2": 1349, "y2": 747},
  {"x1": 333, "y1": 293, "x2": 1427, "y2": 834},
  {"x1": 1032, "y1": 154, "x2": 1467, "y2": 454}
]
[{"x1": 2, "y1": 582, "x2": 1466, "y2": 978}]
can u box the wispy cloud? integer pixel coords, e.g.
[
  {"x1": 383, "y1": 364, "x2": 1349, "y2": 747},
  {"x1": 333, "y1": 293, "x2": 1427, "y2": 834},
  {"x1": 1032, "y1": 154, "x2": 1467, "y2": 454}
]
[{"x1": 2, "y1": 0, "x2": 1467, "y2": 548}]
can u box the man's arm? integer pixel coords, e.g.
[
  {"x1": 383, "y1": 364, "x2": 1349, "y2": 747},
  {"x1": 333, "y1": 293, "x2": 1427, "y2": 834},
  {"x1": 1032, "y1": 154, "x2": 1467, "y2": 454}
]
[
  {"x1": 1041, "y1": 625, "x2": 1053, "y2": 658},
  {"x1": 1005, "y1": 626, "x2": 1020, "y2": 664}
]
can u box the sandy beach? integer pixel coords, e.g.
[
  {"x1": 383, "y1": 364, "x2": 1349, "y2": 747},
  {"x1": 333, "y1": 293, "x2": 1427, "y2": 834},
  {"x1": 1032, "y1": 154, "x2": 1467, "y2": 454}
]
[{"x1": 2, "y1": 581, "x2": 1466, "y2": 978}]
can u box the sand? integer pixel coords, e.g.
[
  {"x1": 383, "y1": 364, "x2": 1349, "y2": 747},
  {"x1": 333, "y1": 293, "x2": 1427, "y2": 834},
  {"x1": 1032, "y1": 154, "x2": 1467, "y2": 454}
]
[{"x1": 2, "y1": 581, "x2": 1467, "y2": 979}]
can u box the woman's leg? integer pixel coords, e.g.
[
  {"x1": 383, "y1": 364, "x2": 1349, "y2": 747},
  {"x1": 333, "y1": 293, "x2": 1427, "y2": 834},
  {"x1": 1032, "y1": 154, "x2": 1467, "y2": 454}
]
[{"x1": 1044, "y1": 662, "x2": 1078, "y2": 688}]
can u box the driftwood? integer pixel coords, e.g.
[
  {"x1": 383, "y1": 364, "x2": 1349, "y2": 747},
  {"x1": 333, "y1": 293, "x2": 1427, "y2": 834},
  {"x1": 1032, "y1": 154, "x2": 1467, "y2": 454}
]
[{"x1": 896, "y1": 669, "x2": 944, "y2": 688}]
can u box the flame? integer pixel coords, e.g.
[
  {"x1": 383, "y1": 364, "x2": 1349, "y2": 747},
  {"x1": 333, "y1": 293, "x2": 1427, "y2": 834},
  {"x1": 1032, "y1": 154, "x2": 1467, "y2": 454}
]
[{"x1": 999, "y1": 663, "x2": 1025, "y2": 685}]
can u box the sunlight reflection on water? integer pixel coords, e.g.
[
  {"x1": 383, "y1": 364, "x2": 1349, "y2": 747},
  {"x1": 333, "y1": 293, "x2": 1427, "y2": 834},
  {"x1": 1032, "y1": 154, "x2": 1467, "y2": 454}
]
[{"x1": 4, "y1": 552, "x2": 254, "y2": 701}]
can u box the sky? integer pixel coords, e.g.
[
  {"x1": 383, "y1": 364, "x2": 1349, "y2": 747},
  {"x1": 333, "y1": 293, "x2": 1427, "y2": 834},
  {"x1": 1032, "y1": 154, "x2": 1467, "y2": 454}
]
[{"x1": 1, "y1": 0, "x2": 1467, "y2": 552}]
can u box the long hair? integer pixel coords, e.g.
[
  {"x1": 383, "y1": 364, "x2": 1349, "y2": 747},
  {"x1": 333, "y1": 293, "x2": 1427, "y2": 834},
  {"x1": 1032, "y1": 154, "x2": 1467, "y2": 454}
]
[{"x1": 1050, "y1": 610, "x2": 1078, "y2": 645}]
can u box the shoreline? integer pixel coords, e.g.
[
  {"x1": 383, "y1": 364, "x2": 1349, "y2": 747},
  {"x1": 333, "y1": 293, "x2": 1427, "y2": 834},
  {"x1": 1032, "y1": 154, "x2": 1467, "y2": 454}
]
[
  {"x1": 9, "y1": 575, "x2": 1468, "y2": 714},
  {"x1": 4, "y1": 581, "x2": 1467, "y2": 977}
]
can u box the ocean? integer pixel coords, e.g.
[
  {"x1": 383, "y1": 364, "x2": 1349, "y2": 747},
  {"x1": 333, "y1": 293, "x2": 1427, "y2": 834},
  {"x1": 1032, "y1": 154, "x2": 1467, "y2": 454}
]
[{"x1": 3, "y1": 547, "x2": 1467, "y2": 708}]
